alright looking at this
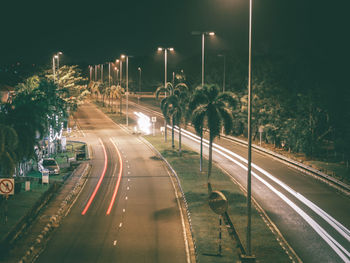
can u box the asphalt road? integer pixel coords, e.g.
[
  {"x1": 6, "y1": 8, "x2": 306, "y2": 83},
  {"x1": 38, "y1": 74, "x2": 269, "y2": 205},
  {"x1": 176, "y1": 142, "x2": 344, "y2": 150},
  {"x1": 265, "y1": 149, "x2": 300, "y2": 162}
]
[
  {"x1": 129, "y1": 96, "x2": 350, "y2": 263},
  {"x1": 36, "y1": 103, "x2": 188, "y2": 263}
]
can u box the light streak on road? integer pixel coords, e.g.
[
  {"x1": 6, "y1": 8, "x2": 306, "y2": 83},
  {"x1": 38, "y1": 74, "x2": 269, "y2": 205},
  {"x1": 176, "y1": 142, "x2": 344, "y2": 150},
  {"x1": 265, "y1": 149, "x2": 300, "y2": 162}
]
[
  {"x1": 173, "y1": 125, "x2": 350, "y2": 262},
  {"x1": 82, "y1": 138, "x2": 108, "y2": 215},
  {"x1": 134, "y1": 111, "x2": 151, "y2": 135},
  {"x1": 106, "y1": 138, "x2": 124, "y2": 215}
]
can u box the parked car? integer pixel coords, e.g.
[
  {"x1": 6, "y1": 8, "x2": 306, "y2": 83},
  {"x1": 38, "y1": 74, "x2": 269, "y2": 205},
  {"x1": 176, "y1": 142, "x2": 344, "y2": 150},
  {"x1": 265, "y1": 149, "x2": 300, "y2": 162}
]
[{"x1": 38, "y1": 158, "x2": 60, "y2": 175}]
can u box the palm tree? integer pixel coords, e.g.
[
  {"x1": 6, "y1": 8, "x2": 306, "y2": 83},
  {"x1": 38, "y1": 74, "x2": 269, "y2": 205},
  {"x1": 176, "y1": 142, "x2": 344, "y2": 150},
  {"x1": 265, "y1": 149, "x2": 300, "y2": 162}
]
[
  {"x1": 155, "y1": 82, "x2": 174, "y2": 142},
  {"x1": 190, "y1": 84, "x2": 238, "y2": 188}
]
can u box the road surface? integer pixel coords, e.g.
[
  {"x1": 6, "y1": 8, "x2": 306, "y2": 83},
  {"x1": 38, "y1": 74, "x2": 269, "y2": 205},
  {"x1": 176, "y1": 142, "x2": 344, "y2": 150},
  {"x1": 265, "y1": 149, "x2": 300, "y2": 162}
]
[
  {"x1": 129, "y1": 96, "x2": 350, "y2": 263},
  {"x1": 36, "y1": 102, "x2": 189, "y2": 263}
]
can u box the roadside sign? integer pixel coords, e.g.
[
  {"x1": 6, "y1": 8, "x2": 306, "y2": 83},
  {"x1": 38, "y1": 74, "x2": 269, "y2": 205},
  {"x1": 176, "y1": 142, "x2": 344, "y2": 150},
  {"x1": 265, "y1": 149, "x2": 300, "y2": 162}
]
[
  {"x1": 42, "y1": 171, "x2": 49, "y2": 184},
  {"x1": 208, "y1": 191, "x2": 228, "y2": 215},
  {"x1": 0, "y1": 179, "x2": 15, "y2": 195},
  {"x1": 151, "y1": 117, "x2": 157, "y2": 123}
]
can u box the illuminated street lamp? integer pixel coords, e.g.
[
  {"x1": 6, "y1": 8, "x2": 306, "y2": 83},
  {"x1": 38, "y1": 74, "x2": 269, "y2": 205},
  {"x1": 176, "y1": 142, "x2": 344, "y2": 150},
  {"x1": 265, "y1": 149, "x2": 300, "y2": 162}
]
[
  {"x1": 138, "y1": 67, "x2": 142, "y2": 104},
  {"x1": 157, "y1": 47, "x2": 175, "y2": 143},
  {"x1": 192, "y1": 31, "x2": 215, "y2": 87},
  {"x1": 245, "y1": 0, "x2": 255, "y2": 260},
  {"x1": 114, "y1": 66, "x2": 119, "y2": 85},
  {"x1": 157, "y1": 47, "x2": 174, "y2": 97},
  {"x1": 121, "y1": 54, "x2": 131, "y2": 126},
  {"x1": 192, "y1": 31, "x2": 215, "y2": 172}
]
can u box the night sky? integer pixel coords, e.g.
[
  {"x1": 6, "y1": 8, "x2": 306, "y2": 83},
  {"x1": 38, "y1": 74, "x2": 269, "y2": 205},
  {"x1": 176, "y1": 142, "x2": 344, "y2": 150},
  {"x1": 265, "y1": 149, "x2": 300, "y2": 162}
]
[{"x1": 1, "y1": 0, "x2": 347, "y2": 67}]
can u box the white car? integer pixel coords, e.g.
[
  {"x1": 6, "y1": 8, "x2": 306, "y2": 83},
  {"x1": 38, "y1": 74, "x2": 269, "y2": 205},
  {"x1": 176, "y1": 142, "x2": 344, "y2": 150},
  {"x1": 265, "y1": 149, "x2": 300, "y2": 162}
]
[{"x1": 38, "y1": 158, "x2": 60, "y2": 175}]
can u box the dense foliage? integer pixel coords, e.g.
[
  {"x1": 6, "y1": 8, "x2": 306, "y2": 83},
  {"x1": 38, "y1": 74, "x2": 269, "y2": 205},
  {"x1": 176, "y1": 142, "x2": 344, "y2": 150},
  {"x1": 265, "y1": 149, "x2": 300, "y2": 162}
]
[{"x1": 0, "y1": 65, "x2": 88, "y2": 177}]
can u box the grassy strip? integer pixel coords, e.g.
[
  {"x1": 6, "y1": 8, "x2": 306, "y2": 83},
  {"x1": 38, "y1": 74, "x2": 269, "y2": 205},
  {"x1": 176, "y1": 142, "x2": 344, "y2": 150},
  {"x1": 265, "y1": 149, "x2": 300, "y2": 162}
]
[
  {"x1": 0, "y1": 141, "x2": 86, "y2": 237},
  {"x1": 144, "y1": 135, "x2": 290, "y2": 263},
  {"x1": 93, "y1": 100, "x2": 136, "y2": 126}
]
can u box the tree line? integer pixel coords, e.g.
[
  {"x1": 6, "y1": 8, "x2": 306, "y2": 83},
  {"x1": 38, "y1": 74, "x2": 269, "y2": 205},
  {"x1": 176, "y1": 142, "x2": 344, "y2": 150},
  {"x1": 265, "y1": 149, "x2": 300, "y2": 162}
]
[{"x1": 0, "y1": 65, "x2": 89, "y2": 178}]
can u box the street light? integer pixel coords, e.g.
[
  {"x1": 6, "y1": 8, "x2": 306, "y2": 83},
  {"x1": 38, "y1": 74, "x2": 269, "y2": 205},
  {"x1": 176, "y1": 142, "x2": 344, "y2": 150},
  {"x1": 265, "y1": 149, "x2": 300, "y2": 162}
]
[
  {"x1": 121, "y1": 54, "x2": 131, "y2": 127},
  {"x1": 246, "y1": 0, "x2": 255, "y2": 260},
  {"x1": 217, "y1": 54, "x2": 226, "y2": 92},
  {"x1": 138, "y1": 67, "x2": 142, "y2": 104},
  {"x1": 157, "y1": 47, "x2": 174, "y2": 96},
  {"x1": 157, "y1": 47, "x2": 175, "y2": 143},
  {"x1": 192, "y1": 31, "x2": 215, "y2": 172},
  {"x1": 89, "y1": 65, "x2": 93, "y2": 82},
  {"x1": 101, "y1": 64, "x2": 103, "y2": 82}
]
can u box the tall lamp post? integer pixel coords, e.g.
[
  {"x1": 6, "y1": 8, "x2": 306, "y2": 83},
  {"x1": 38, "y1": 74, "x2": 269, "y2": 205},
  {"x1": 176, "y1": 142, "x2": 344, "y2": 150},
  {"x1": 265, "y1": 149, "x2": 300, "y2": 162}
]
[
  {"x1": 138, "y1": 67, "x2": 142, "y2": 104},
  {"x1": 192, "y1": 31, "x2": 215, "y2": 172},
  {"x1": 95, "y1": 65, "x2": 97, "y2": 81},
  {"x1": 101, "y1": 64, "x2": 104, "y2": 82},
  {"x1": 157, "y1": 47, "x2": 174, "y2": 142},
  {"x1": 246, "y1": 0, "x2": 255, "y2": 260},
  {"x1": 121, "y1": 54, "x2": 130, "y2": 127},
  {"x1": 218, "y1": 54, "x2": 226, "y2": 92}
]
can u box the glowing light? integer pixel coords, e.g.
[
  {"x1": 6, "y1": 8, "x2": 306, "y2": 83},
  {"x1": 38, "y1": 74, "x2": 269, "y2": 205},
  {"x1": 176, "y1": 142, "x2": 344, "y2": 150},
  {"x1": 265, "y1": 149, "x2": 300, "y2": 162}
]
[
  {"x1": 106, "y1": 138, "x2": 123, "y2": 215},
  {"x1": 209, "y1": 32, "x2": 215, "y2": 36},
  {"x1": 81, "y1": 138, "x2": 108, "y2": 215},
  {"x1": 169, "y1": 47, "x2": 174, "y2": 51},
  {"x1": 134, "y1": 112, "x2": 151, "y2": 135},
  {"x1": 158, "y1": 47, "x2": 163, "y2": 51},
  {"x1": 121, "y1": 54, "x2": 125, "y2": 59},
  {"x1": 171, "y1": 126, "x2": 350, "y2": 262}
]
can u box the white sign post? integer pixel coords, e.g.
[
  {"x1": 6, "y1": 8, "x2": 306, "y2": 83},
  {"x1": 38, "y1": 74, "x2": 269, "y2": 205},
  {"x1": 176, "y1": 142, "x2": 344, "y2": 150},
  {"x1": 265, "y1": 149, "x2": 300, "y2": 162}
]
[
  {"x1": 42, "y1": 171, "x2": 49, "y2": 184},
  {"x1": 152, "y1": 117, "x2": 157, "y2": 136}
]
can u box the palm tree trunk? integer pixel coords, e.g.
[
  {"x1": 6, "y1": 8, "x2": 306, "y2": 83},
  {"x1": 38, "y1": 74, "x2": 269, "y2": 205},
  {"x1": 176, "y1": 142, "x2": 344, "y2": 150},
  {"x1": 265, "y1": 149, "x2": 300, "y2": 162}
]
[
  {"x1": 164, "y1": 119, "x2": 167, "y2": 142},
  {"x1": 200, "y1": 128, "x2": 203, "y2": 172},
  {"x1": 172, "y1": 116, "x2": 175, "y2": 148},
  {"x1": 208, "y1": 134, "x2": 213, "y2": 183},
  {"x1": 179, "y1": 126, "x2": 182, "y2": 155},
  {"x1": 119, "y1": 97, "x2": 122, "y2": 114}
]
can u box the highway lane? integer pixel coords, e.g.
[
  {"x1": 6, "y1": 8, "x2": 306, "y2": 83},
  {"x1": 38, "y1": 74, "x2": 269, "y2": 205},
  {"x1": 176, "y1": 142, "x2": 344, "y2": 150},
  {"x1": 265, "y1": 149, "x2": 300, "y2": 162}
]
[
  {"x1": 128, "y1": 96, "x2": 350, "y2": 263},
  {"x1": 36, "y1": 103, "x2": 188, "y2": 263}
]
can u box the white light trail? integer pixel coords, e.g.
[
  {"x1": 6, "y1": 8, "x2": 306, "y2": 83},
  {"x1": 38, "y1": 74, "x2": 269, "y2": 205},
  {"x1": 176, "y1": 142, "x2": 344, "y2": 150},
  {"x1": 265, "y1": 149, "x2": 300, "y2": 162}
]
[{"x1": 173, "y1": 125, "x2": 350, "y2": 262}]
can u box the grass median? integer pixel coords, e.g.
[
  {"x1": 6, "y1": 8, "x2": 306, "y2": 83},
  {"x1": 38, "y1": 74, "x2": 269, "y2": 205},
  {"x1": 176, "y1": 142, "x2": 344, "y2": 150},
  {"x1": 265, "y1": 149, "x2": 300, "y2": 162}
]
[
  {"x1": 0, "y1": 141, "x2": 86, "y2": 241},
  {"x1": 144, "y1": 134, "x2": 290, "y2": 263}
]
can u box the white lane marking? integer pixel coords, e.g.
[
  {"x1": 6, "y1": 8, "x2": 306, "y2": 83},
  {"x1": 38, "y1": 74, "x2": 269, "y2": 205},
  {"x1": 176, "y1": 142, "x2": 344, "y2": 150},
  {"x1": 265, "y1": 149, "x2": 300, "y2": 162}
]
[
  {"x1": 113, "y1": 240, "x2": 117, "y2": 246},
  {"x1": 127, "y1": 186, "x2": 130, "y2": 190},
  {"x1": 128, "y1": 179, "x2": 130, "y2": 182},
  {"x1": 119, "y1": 223, "x2": 122, "y2": 228},
  {"x1": 125, "y1": 196, "x2": 128, "y2": 200},
  {"x1": 176, "y1": 126, "x2": 350, "y2": 262},
  {"x1": 128, "y1": 171, "x2": 131, "y2": 175},
  {"x1": 123, "y1": 208, "x2": 125, "y2": 213},
  {"x1": 165, "y1": 169, "x2": 191, "y2": 263}
]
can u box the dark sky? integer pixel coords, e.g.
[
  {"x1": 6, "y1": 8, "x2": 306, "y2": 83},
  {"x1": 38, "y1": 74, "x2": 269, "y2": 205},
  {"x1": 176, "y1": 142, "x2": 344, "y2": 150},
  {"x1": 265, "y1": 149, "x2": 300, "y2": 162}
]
[{"x1": 0, "y1": 0, "x2": 348, "y2": 66}]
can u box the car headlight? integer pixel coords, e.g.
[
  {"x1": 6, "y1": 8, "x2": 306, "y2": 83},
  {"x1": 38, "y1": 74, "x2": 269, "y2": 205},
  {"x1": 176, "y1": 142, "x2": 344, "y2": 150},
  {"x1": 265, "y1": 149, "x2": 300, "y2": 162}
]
[{"x1": 54, "y1": 168, "x2": 59, "y2": 173}]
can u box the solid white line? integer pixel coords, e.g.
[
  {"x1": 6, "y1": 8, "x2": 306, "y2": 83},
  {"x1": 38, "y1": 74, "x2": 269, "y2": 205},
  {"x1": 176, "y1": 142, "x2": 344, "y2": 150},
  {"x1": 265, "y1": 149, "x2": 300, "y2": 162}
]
[{"x1": 165, "y1": 168, "x2": 191, "y2": 263}]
